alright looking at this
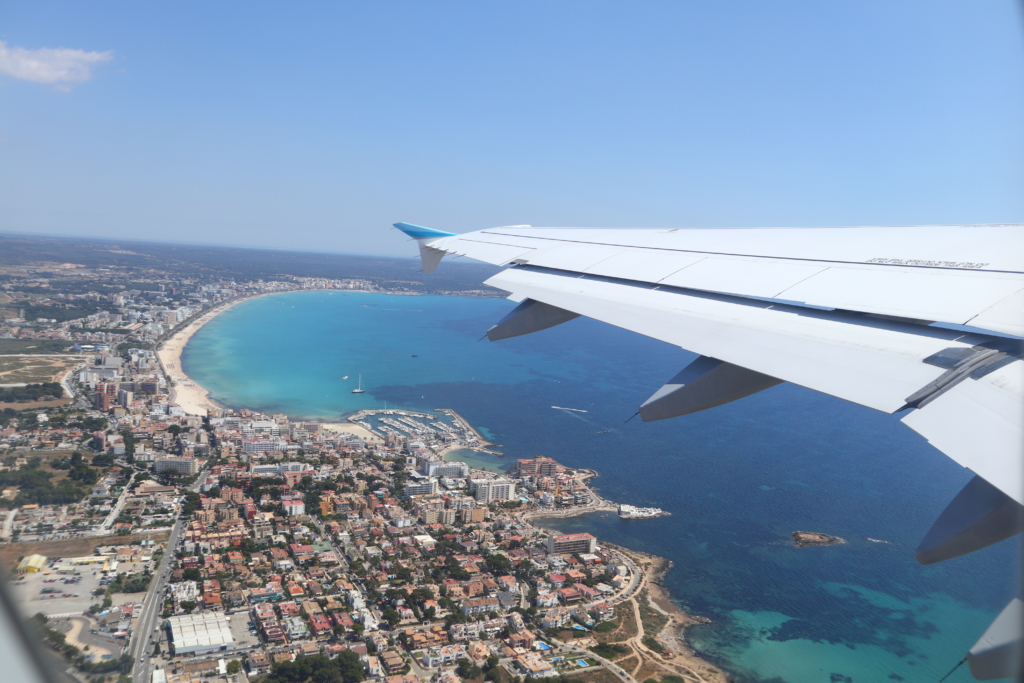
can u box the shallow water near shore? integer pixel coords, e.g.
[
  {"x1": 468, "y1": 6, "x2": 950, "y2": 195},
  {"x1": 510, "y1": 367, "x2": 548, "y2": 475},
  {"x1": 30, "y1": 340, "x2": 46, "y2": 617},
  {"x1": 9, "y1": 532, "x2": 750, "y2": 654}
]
[{"x1": 183, "y1": 290, "x2": 1018, "y2": 683}]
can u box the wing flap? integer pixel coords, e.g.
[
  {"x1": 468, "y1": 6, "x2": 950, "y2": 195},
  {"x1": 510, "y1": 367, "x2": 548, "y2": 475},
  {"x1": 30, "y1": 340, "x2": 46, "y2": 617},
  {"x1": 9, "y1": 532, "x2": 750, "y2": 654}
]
[
  {"x1": 902, "y1": 359, "x2": 1024, "y2": 505},
  {"x1": 484, "y1": 266, "x2": 977, "y2": 414},
  {"x1": 966, "y1": 288, "x2": 1024, "y2": 338}
]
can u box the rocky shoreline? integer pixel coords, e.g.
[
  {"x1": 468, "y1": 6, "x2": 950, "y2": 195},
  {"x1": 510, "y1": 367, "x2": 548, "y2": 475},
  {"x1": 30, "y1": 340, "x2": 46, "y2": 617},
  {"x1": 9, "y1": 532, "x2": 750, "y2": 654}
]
[{"x1": 793, "y1": 530, "x2": 846, "y2": 547}]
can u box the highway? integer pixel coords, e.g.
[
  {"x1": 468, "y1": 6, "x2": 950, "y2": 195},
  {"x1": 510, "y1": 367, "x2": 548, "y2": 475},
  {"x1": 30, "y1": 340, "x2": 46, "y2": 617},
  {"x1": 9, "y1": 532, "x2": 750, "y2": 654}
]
[{"x1": 131, "y1": 470, "x2": 207, "y2": 683}]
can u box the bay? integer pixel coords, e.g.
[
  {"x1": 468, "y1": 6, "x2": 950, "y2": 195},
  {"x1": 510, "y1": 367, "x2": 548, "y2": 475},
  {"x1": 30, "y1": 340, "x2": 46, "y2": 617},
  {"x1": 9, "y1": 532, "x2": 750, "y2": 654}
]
[{"x1": 183, "y1": 290, "x2": 1018, "y2": 683}]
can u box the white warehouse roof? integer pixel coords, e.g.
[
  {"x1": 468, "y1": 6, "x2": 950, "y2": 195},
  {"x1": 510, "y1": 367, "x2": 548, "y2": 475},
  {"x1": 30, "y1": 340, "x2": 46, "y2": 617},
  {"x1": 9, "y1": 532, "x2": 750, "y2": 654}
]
[{"x1": 168, "y1": 612, "x2": 234, "y2": 653}]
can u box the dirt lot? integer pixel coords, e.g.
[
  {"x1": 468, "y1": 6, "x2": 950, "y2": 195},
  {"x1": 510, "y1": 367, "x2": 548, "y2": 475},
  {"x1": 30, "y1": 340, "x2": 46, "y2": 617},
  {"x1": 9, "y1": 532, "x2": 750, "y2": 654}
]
[
  {"x1": 0, "y1": 530, "x2": 170, "y2": 572},
  {"x1": 0, "y1": 355, "x2": 80, "y2": 384}
]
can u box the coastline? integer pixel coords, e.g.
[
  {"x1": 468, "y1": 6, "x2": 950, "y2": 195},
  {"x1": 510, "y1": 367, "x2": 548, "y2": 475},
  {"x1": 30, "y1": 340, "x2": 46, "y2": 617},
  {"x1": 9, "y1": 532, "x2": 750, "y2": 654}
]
[
  {"x1": 156, "y1": 292, "x2": 282, "y2": 415},
  {"x1": 526, "y1": 511, "x2": 727, "y2": 683},
  {"x1": 158, "y1": 291, "x2": 724, "y2": 680}
]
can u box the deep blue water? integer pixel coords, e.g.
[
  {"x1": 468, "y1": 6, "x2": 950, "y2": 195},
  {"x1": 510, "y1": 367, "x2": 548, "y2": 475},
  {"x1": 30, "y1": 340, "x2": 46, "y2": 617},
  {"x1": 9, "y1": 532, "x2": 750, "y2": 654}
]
[{"x1": 183, "y1": 290, "x2": 1019, "y2": 683}]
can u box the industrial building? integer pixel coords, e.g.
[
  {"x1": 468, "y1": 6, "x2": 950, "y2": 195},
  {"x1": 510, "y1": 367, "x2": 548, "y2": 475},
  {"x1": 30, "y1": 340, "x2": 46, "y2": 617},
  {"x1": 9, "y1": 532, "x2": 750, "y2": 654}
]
[
  {"x1": 16, "y1": 554, "x2": 46, "y2": 573},
  {"x1": 167, "y1": 611, "x2": 235, "y2": 655}
]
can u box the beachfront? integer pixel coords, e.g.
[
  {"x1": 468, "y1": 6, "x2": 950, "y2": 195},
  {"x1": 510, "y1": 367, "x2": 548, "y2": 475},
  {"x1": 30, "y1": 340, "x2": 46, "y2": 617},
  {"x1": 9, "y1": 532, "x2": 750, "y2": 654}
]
[
  {"x1": 155, "y1": 290, "x2": 726, "y2": 682},
  {"x1": 156, "y1": 296, "x2": 253, "y2": 415}
]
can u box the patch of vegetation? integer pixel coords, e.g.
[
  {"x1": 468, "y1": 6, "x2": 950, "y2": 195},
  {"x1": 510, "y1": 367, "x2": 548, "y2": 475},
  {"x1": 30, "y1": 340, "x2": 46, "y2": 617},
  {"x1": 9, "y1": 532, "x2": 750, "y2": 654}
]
[
  {"x1": 108, "y1": 572, "x2": 151, "y2": 594},
  {"x1": 0, "y1": 339, "x2": 72, "y2": 354},
  {"x1": 0, "y1": 458, "x2": 89, "y2": 505},
  {"x1": 22, "y1": 302, "x2": 107, "y2": 323},
  {"x1": 641, "y1": 635, "x2": 663, "y2": 652},
  {"x1": 590, "y1": 643, "x2": 630, "y2": 659},
  {"x1": 636, "y1": 590, "x2": 668, "y2": 639},
  {"x1": 0, "y1": 382, "x2": 63, "y2": 402},
  {"x1": 263, "y1": 651, "x2": 365, "y2": 683}
]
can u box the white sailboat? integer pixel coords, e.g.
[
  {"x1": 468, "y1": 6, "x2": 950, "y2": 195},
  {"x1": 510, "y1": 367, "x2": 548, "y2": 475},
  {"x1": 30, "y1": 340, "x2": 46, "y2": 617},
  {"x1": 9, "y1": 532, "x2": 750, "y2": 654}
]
[{"x1": 351, "y1": 375, "x2": 365, "y2": 394}]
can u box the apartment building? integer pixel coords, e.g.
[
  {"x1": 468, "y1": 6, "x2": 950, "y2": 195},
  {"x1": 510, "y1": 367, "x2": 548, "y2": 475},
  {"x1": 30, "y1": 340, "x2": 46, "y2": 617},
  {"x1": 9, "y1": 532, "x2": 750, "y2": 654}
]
[{"x1": 546, "y1": 532, "x2": 597, "y2": 555}]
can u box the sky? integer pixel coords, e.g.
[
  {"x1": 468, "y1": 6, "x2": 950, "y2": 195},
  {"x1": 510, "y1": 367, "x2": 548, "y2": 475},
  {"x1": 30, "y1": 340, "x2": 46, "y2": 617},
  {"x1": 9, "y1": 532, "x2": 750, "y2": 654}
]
[{"x1": 1, "y1": 2, "x2": 1022, "y2": 257}]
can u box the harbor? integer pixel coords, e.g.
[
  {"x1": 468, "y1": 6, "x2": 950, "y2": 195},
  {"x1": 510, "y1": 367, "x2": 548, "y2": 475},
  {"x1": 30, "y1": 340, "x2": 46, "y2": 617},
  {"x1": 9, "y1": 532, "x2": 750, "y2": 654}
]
[{"x1": 345, "y1": 407, "x2": 503, "y2": 456}]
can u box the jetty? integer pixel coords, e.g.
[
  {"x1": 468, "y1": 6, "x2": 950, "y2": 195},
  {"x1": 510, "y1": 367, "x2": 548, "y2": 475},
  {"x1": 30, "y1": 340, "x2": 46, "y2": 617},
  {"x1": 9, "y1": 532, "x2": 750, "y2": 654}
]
[{"x1": 619, "y1": 504, "x2": 671, "y2": 519}]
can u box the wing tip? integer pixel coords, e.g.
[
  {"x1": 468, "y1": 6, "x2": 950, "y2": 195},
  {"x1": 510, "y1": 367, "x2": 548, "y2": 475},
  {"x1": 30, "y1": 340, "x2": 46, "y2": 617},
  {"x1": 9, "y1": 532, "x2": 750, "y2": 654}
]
[{"x1": 393, "y1": 222, "x2": 457, "y2": 239}]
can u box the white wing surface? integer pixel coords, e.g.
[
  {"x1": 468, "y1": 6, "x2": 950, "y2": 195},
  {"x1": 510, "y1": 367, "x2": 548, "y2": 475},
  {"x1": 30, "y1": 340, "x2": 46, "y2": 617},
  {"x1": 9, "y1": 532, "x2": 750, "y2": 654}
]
[{"x1": 394, "y1": 222, "x2": 1024, "y2": 679}]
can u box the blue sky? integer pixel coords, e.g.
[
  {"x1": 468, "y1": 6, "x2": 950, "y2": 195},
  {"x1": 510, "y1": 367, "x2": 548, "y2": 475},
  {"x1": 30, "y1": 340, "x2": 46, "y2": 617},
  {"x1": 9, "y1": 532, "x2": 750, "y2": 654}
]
[{"x1": 1, "y1": 2, "x2": 1022, "y2": 257}]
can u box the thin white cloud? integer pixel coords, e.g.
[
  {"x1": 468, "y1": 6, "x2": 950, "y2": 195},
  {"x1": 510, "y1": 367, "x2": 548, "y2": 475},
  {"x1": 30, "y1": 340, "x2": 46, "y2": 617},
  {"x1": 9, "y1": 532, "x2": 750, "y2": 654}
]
[{"x1": 0, "y1": 40, "x2": 113, "y2": 90}]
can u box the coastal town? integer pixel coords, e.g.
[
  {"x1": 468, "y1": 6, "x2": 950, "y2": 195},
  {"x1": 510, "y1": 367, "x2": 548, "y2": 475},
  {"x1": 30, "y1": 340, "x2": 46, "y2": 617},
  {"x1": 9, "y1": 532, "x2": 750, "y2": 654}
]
[{"x1": 0, "y1": 256, "x2": 723, "y2": 683}]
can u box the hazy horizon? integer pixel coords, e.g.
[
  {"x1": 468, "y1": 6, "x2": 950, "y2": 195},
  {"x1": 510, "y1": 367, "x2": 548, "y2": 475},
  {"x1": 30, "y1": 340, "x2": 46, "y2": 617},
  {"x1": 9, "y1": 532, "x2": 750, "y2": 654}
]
[{"x1": 2, "y1": 2, "x2": 1022, "y2": 257}]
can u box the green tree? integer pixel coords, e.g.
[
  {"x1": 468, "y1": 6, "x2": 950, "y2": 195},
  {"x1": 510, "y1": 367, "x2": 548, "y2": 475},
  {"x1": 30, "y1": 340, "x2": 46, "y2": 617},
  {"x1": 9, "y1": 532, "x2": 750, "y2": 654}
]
[
  {"x1": 226, "y1": 660, "x2": 242, "y2": 674},
  {"x1": 456, "y1": 658, "x2": 482, "y2": 680}
]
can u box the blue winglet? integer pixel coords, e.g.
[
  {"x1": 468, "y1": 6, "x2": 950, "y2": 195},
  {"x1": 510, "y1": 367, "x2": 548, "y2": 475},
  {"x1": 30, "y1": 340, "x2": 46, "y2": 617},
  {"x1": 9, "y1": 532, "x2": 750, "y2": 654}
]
[{"x1": 393, "y1": 222, "x2": 457, "y2": 240}]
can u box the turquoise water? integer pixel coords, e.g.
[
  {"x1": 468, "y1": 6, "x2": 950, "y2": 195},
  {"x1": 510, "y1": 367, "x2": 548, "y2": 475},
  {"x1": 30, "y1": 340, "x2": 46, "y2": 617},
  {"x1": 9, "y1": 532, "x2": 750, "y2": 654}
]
[{"x1": 183, "y1": 290, "x2": 1018, "y2": 682}]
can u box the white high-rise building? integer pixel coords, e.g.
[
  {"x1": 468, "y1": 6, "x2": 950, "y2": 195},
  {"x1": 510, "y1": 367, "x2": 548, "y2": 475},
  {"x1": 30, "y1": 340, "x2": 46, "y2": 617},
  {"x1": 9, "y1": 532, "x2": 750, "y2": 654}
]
[
  {"x1": 422, "y1": 460, "x2": 470, "y2": 478},
  {"x1": 404, "y1": 477, "x2": 439, "y2": 497},
  {"x1": 154, "y1": 456, "x2": 200, "y2": 475},
  {"x1": 472, "y1": 478, "x2": 515, "y2": 503}
]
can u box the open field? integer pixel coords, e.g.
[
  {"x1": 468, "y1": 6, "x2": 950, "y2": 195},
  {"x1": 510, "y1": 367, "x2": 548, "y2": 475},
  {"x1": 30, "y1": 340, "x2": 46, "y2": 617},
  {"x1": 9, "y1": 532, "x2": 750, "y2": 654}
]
[
  {"x1": 0, "y1": 530, "x2": 170, "y2": 572},
  {"x1": 0, "y1": 340, "x2": 73, "y2": 355},
  {"x1": 0, "y1": 354, "x2": 80, "y2": 384},
  {"x1": 595, "y1": 603, "x2": 639, "y2": 643},
  {"x1": 0, "y1": 398, "x2": 71, "y2": 410},
  {"x1": 615, "y1": 655, "x2": 639, "y2": 671},
  {"x1": 566, "y1": 668, "x2": 623, "y2": 683}
]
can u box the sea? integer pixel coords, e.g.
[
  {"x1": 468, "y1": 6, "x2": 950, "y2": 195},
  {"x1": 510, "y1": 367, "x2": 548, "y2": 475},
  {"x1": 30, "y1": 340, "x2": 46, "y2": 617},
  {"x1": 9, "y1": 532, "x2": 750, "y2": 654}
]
[{"x1": 182, "y1": 290, "x2": 1019, "y2": 683}]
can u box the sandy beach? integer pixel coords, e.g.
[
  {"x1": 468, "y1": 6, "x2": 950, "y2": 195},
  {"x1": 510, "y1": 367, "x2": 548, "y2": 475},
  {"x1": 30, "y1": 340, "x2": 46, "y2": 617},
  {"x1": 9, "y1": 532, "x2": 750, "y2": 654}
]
[
  {"x1": 321, "y1": 422, "x2": 384, "y2": 444},
  {"x1": 156, "y1": 292, "x2": 725, "y2": 680},
  {"x1": 156, "y1": 293, "x2": 280, "y2": 416}
]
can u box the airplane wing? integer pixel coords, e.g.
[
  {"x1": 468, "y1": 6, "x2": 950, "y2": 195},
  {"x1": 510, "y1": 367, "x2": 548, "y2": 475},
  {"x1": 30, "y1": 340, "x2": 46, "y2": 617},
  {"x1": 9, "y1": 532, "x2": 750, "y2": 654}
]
[{"x1": 395, "y1": 221, "x2": 1024, "y2": 680}]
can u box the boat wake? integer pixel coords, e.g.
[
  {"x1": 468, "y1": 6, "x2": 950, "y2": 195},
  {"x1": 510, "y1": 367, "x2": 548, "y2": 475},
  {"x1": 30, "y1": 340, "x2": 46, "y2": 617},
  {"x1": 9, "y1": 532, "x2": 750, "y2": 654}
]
[{"x1": 552, "y1": 406, "x2": 588, "y2": 413}]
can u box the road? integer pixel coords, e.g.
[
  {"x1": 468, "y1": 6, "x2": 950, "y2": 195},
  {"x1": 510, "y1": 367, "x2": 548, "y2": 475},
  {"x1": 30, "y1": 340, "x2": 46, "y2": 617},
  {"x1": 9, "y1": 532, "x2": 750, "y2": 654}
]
[
  {"x1": 58, "y1": 362, "x2": 87, "y2": 409},
  {"x1": 131, "y1": 470, "x2": 207, "y2": 683},
  {"x1": 98, "y1": 471, "x2": 138, "y2": 531},
  {"x1": 1, "y1": 506, "x2": 18, "y2": 539}
]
